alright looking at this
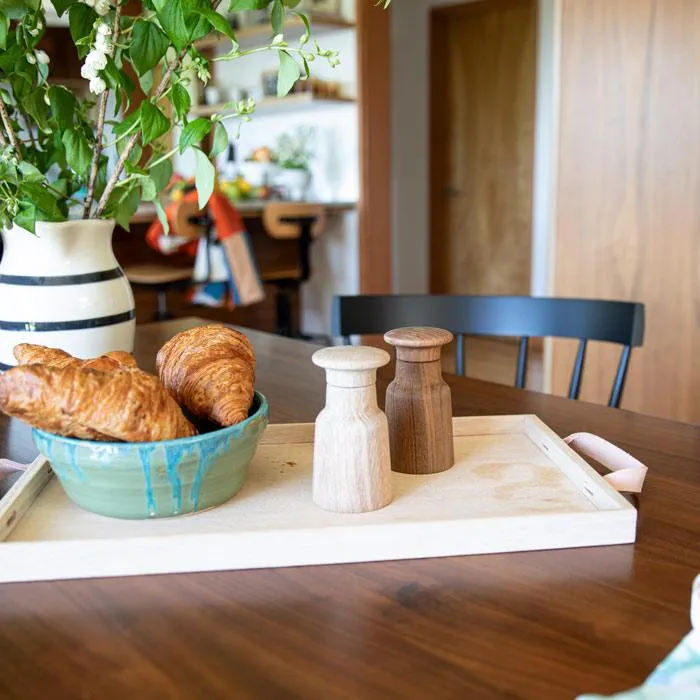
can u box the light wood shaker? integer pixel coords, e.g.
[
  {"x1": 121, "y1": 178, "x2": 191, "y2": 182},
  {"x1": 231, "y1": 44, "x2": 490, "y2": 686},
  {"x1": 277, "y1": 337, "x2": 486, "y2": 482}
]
[{"x1": 311, "y1": 346, "x2": 392, "y2": 513}]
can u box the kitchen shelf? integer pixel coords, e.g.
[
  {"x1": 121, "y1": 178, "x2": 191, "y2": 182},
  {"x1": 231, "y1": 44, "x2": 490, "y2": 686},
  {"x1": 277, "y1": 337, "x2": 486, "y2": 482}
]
[
  {"x1": 195, "y1": 15, "x2": 355, "y2": 51},
  {"x1": 190, "y1": 93, "x2": 356, "y2": 118}
]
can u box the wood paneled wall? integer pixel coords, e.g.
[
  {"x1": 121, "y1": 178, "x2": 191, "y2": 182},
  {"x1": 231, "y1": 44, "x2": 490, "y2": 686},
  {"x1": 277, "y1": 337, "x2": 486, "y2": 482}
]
[
  {"x1": 430, "y1": 0, "x2": 537, "y2": 296},
  {"x1": 553, "y1": 0, "x2": 700, "y2": 422}
]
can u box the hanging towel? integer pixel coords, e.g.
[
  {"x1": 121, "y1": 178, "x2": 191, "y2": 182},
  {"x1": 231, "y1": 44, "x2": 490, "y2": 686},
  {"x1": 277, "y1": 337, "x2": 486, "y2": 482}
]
[{"x1": 146, "y1": 185, "x2": 265, "y2": 309}]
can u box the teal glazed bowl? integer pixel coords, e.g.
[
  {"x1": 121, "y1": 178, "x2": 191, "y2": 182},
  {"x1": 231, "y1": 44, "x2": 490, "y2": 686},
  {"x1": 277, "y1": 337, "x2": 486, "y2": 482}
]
[{"x1": 32, "y1": 392, "x2": 269, "y2": 519}]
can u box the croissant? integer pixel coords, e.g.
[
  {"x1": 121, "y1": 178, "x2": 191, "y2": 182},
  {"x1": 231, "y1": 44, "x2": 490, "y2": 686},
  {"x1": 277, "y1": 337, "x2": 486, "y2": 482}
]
[
  {"x1": 0, "y1": 364, "x2": 196, "y2": 442},
  {"x1": 156, "y1": 325, "x2": 256, "y2": 427},
  {"x1": 14, "y1": 344, "x2": 138, "y2": 372}
]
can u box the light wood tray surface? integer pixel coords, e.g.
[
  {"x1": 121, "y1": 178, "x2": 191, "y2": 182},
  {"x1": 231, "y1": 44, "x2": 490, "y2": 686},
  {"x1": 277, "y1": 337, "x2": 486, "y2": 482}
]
[{"x1": 0, "y1": 415, "x2": 636, "y2": 583}]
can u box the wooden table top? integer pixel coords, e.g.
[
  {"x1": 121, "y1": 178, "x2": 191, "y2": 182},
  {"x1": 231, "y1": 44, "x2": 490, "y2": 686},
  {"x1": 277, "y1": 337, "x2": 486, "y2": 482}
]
[{"x1": 1, "y1": 318, "x2": 699, "y2": 699}]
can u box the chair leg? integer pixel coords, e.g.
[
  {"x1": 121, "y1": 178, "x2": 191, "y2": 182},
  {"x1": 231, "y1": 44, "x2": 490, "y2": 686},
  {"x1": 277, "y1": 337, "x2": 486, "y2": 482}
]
[
  {"x1": 275, "y1": 288, "x2": 293, "y2": 337},
  {"x1": 155, "y1": 289, "x2": 173, "y2": 322}
]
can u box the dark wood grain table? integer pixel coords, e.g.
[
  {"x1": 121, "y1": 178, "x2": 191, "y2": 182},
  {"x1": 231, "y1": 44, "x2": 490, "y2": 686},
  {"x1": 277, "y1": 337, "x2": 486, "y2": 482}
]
[{"x1": 1, "y1": 318, "x2": 699, "y2": 700}]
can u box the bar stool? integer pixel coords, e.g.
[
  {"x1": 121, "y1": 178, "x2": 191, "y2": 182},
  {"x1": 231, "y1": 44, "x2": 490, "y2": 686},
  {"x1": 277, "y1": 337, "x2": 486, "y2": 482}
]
[
  {"x1": 262, "y1": 203, "x2": 325, "y2": 338},
  {"x1": 124, "y1": 264, "x2": 193, "y2": 321}
]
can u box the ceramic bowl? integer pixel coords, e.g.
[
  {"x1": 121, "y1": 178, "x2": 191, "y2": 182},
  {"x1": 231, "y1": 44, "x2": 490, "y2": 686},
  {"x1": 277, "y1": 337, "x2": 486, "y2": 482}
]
[{"x1": 32, "y1": 392, "x2": 269, "y2": 520}]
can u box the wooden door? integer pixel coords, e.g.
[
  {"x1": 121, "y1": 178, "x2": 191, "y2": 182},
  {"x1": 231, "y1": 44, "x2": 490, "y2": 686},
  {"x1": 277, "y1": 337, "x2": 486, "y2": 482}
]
[
  {"x1": 552, "y1": 0, "x2": 700, "y2": 422},
  {"x1": 430, "y1": 0, "x2": 537, "y2": 296}
]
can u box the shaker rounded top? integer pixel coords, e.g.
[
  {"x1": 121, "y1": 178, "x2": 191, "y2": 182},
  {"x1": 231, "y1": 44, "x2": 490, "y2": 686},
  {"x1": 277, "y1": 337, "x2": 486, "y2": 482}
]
[
  {"x1": 384, "y1": 327, "x2": 453, "y2": 364},
  {"x1": 384, "y1": 327, "x2": 454, "y2": 348},
  {"x1": 312, "y1": 346, "x2": 390, "y2": 371}
]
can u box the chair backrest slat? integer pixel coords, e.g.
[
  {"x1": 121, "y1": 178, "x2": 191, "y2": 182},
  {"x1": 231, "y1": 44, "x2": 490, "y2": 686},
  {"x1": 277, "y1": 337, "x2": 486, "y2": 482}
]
[
  {"x1": 568, "y1": 339, "x2": 588, "y2": 400},
  {"x1": 455, "y1": 334, "x2": 465, "y2": 375},
  {"x1": 516, "y1": 337, "x2": 529, "y2": 389},
  {"x1": 332, "y1": 295, "x2": 645, "y2": 408}
]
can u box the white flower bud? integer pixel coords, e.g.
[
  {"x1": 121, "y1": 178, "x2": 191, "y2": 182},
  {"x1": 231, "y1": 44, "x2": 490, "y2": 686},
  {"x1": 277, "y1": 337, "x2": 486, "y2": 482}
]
[
  {"x1": 36, "y1": 20, "x2": 43, "y2": 31},
  {"x1": 81, "y1": 63, "x2": 98, "y2": 80},
  {"x1": 94, "y1": 0, "x2": 111, "y2": 16},
  {"x1": 35, "y1": 50, "x2": 50, "y2": 65},
  {"x1": 95, "y1": 33, "x2": 112, "y2": 53},
  {"x1": 29, "y1": 28, "x2": 39, "y2": 37},
  {"x1": 25, "y1": 53, "x2": 37, "y2": 65},
  {"x1": 97, "y1": 22, "x2": 111, "y2": 36},
  {"x1": 85, "y1": 49, "x2": 108, "y2": 71},
  {"x1": 44, "y1": 92, "x2": 51, "y2": 106},
  {"x1": 89, "y1": 76, "x2": 107, "y2": 95}
]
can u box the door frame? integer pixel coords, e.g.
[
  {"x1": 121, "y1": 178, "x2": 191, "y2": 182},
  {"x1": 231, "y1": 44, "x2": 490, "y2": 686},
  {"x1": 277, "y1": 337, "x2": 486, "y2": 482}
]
[{"x1": 356, "y1": 0, "x2": 392, "y2": 295}]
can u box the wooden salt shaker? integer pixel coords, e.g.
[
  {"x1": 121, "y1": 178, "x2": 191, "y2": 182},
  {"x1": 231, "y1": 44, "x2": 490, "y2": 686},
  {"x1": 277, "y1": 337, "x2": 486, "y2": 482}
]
[
  {"x1": 312, "y1": 346, "x2": 392, "y2": 513},
  {"x1": 384, "y1": 327, "x2": 455, "y2": 475}
]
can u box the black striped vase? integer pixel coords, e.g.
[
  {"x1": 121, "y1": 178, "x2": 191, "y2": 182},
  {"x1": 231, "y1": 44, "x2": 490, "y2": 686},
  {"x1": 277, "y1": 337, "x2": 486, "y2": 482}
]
[{"x1": 0, "y1": 220, "x2": 136, "y2": 370}]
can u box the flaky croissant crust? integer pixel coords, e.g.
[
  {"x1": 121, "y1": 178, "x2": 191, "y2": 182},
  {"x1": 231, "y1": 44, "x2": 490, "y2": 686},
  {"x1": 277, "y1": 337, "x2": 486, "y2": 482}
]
[
  {"x1": 0, "y1": 364, "x2": 196, "y2": 442},
  {"x1": 156, "y1": 325, "x2": 256, "y2": 427}
]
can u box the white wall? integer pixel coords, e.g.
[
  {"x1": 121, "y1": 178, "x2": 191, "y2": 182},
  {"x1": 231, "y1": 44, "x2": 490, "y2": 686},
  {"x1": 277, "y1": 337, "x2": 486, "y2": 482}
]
[{"x1": 390, "y1": 0, "x2": 559, "y2": 297}]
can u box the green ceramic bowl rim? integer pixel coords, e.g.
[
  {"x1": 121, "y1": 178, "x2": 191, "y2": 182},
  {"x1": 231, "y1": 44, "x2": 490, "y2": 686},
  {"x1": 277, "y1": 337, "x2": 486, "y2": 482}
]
[{"x1": 32, "y1": 391, "x2": 269, "y2": 449}]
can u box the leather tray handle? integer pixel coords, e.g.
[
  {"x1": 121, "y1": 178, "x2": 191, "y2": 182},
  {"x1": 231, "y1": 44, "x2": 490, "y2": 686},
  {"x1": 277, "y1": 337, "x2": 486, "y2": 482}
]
[
  {"x1": 565, "y1": 433, "x2": 648, "y2": 494},
  {"x1": 0, "y1": 458, "x2": 29, "y2": 477}
]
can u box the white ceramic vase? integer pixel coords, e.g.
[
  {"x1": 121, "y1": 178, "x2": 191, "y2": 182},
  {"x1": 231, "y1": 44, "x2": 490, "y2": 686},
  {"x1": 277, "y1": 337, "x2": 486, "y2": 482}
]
[{"x1": 0, "y1": 219, "x2": 135, "y2": 369}]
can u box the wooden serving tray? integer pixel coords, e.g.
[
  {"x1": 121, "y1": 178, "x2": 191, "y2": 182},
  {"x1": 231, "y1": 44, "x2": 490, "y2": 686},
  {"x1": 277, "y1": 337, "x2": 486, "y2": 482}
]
[{"x1": 0, "y1": 416, "x2": 636, "y2": 583}]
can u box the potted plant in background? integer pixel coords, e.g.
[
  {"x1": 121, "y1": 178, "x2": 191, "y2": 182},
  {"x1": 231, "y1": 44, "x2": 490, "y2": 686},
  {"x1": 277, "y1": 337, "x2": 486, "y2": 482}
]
[
  {"x1": 0, "y1": 0, "x2": 349, "y2": 366},
  {"x1": 274, "y1": 125, "x2": 314, "y2": 200}
]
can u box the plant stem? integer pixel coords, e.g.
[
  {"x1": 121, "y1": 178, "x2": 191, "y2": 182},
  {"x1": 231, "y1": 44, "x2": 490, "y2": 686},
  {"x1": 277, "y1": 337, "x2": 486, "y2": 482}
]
[
  {"x1": 148, "y1": 146, "x2": 179, "y2": 170},
  {"x1": 83, "y1": 3, "x2": 122, "y2": 219},
  {"x1": 21, "y1": 112, "x2": 38, "y2": 150},
  {"x1": 95, "y1": 0, "x2": 224, "y2": 218},
  {"x1": 0, "y1": 127, "x2": 6, "y2": 147},
  {"x1": 0, "y1": 101, "x2": 22, "y2": 156}
]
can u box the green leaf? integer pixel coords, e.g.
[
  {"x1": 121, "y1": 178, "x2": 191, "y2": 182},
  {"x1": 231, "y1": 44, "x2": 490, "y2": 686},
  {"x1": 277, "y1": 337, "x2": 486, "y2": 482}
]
[
  {"x1": 194, "y1": 148, "x2": 215, "y2": 210},
  {"x1": 61, "y1": 130, "x2": 92, "y2": 173},
  {"x1": 154, "y1": 198, "x2": 169, "y2": 234},
  {"x1": 139, "y1": 69, "x2": 154, "y2": 94},
  {"x1": 22, "y1": 90, "x2": 50, "y2": 132},
  {"x1": 15, "y1": 203, "x2": 37, "y2": 235},
  {"x1": 210, "y1": 122, "x2": 228, "y2": 158},
  {"x1": 103, "y1": 56, "x2": 134, "y2": 114},
  {"x1": 228, "y1": 0, "x2": 268, "y2": 9},
  {"x1": 152, "y1": 0, "x2": 168, "y2": 11},
  {"x1": 112, "y1": 110, "x2": 140, "y2": 152},
  {"x1": 141, "y1": 176, "x2": 157, "y2": 202},
  {"x1": 0, "y1": 11, "x2": 8, "y2": 51},
  {"x1": 197, "y1": 8, "x2": 235, "y2": 39},
  {"x1": 171, "y1": 83, "x2": 191, "y2": 121},
  {"x1": 48, "y1": 85, "x2": 77, "y2": 131},
  {"x1": 50, "y1": 0, "x2": 75, "y2": 16},
  {"x1": 19, "y1": 162, "x2": 44, "y2": 182},
  {"x1": 68, "y1": 3, "x2": 97, "y2": 58},
  {"x1": 20, "y1": 181, "x2": 63, "y2": 221},
  {"x1": 277, "y1": 50, "x2": 300, "y2": 97},
  {"x1": 150, "y1": 158, "x2": 173, "y2": 191},
  {"x1": 115, "y1": 186, "x2": 141, "y2": 231},
  {"x1": 179, "y1": 117, "x2": 212, "y2": 153},
  {"x1": 130, "y1": 20, "x2": 169, "y2": 75},
  {"x1": 293, "y1": 10, "x2": 310, "y2": 42},
  {"x1": 140, "y1": 101, "x2": 169, "y2": 145},
  {"x1": 159, "y1": 0, "x2": 189, "y2": 51},
  {"x1": 270, "y1": 0, "x2": 285, "y2": 35}
]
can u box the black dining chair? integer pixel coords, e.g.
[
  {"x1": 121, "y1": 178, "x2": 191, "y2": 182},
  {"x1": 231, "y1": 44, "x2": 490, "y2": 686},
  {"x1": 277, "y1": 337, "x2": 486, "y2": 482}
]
[{"x1": 331, "y1": 295, "x2": 645, "y2": 408}]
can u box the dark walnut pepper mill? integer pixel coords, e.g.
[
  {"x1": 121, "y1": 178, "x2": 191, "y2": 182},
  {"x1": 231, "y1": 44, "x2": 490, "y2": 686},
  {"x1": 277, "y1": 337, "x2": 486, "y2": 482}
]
[{"x1": 384, "y1": 327, "x2": 455, "y2": 475}]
